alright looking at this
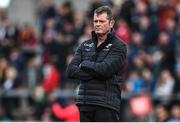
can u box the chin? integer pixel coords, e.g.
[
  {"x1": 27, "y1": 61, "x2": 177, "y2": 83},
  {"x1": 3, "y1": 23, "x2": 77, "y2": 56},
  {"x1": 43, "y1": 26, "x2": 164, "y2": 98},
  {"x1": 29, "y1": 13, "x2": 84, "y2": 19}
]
[
  {"x1": 95, "y1": 31, "x2": 103, "y2": 34},
  {"x1": 96, "y1": 33, "x2": 102, "y2": 36},
  {"x1": 96, "y1": 32, "x2": 106, "y2": 36}
]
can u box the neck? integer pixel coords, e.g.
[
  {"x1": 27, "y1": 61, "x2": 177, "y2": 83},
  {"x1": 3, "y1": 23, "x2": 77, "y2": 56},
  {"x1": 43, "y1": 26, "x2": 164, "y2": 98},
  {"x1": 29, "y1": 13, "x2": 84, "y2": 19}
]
[
  {"x1": 97, "y1": 34, "x2": 107, "y2": 47},
  {"x1": 98, "y1": 34, "x2": 107, "y2": 43}
]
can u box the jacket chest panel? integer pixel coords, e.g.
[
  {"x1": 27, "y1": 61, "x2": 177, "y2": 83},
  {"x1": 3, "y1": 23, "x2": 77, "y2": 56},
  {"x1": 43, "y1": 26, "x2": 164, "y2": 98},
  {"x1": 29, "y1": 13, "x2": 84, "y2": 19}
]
[
  {"x1": 82, "y1": 50, "x2": 95, "y2": 60},
  {"x1": 82, "y1": 49, "x2": 110, "y2": 62},
  {"x1": 95, "y1": 50, "x2": 110, "y2": 62}
]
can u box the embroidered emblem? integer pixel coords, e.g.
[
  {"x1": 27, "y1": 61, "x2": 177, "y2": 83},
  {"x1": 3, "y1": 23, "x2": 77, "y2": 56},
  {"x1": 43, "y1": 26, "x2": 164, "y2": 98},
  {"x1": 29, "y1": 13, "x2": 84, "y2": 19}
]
[
  {"x1": 84, "y1": 43, "x2": 94, "y2": 47},
  {"x1": 106, "y1": 43, "x2": 112, "y2": 49},
  {"x1": 103, "y1": 43, "x2": 112, "y2": 51},
  {"x1": 85, "y1": 48, "x2": 91, "y2": 51}
]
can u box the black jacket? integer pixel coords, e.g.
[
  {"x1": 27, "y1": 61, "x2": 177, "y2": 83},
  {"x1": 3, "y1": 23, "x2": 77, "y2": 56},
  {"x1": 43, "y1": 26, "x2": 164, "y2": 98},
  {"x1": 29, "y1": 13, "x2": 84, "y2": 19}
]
[{"x1": 66, "y1": 29, "x2": 127, "y2": 112}]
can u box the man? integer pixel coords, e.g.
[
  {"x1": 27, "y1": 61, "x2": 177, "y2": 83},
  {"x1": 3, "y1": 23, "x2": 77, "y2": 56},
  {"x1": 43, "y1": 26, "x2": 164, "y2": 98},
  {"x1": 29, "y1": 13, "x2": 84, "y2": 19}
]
[{"x1": 66, "y1": 6, "x2": 127, "y2": 122}]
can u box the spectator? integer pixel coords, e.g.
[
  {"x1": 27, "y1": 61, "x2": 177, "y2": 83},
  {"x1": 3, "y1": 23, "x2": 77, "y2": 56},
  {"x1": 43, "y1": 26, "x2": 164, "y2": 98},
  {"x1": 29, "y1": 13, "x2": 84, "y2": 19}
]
[
  {"x1": 154, "y1": 70, "x2": 175, "y2": 97},
  {"x1": 51, "y1": 97, "x2": 80, "y2": 122},
  {"x1": 158, "y1": 31, "x2": 175, "y2": 74},
  {"x1": 126, "y1": 71, "x2": 144, "y2": 95},
  {"x1": 20, "y1": 56, "x2": 43, "y2": 90},
  {"x1": 42, "y1": 59, "x2": 61, "y2": 93},
  {"x1": 170, "y1": 104, "x2": 180, "y2": 122},
  {"x1": 138, "y1": 15, "x2": 159, "y2": 46},
  {"x1": 155, "y1": 104, "x2": 172, "y2": 122},
  {"x1": 165, "y1": 18, "x2": 177, "y2": 45},
  {"x1": 55, "y1": 1, "x2": 74, "y2": 33},
  {"x1": 141, "y1": 68, "x2": 156, "y2": 94},
  {"x1": 19, "y1": 24, "x2": 38, "y2": 48},
  {"x1": 3, "y1": 63, "x2": 18, "y2": 90},
  {"x1": 76, "y1": 23, "x2": 92, "y2": 48},
  {"x1": 0, "y1": 57, "x2": 7, "y2": 86},
  {"x1": 128, "y1": 31, "x2": 144, "y2": 68},
  {"x1": 174, "y1": 59, "x2": 180, "y2": 94},
  {"x1": 38, "y1": 0, "x2": 56, "y2": 34},
  {"x1": 115, "y1": 19, "x2": 131, "y2": 44}
]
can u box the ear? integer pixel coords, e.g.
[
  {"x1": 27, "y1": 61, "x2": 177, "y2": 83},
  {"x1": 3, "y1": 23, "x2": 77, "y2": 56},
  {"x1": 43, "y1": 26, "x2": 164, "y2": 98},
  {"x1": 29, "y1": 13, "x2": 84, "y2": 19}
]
[{"x1": 110, "y1": 20, "x2": 115, "y2": 28}]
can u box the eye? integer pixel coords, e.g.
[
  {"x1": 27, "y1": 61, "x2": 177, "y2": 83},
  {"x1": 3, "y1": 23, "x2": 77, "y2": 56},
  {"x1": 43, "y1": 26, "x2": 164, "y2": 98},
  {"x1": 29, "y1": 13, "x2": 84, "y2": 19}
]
[
  {"x1": 100, "y1": 20, "x2": 105, "y2": 23},
  {"x1": 94, "y1": 20, "x2": 98, "y2": 23}
]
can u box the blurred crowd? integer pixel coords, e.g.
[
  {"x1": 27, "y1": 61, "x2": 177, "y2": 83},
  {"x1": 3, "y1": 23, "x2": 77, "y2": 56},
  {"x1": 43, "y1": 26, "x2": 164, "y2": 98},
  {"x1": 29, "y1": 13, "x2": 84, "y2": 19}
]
[{"x1": 0, "y1": 0, "x2": 179, "y2": 121}]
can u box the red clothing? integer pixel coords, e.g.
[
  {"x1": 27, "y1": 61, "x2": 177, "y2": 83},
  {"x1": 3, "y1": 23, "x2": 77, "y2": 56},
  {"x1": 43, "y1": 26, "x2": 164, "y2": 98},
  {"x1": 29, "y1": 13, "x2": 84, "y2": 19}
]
[
  {"x1": 43, "y1": 68, "x2": 61, "y2": 93},
  {"x1": 115, "y1": 21, "x2": 131, "y2": 44},
  {"x1": 52, "y1": 103, "x2": 80, "y2": 122}
]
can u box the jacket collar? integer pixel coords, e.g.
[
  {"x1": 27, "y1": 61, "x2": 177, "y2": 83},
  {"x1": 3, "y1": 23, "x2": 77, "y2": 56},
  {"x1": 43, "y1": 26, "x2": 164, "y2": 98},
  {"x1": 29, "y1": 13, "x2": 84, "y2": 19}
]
[
  {"x1": 91, "y1": 28, "x2": 115, "y2": 52},
  {"x1": 91, "y1": 28, "x2": 115, "y2": 43}
]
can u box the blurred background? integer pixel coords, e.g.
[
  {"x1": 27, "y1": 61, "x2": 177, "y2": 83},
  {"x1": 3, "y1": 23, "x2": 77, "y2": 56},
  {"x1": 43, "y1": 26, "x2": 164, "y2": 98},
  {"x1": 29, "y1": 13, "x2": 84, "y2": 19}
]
[{"x1": 0, "y1": 0, "x2": 179, "y2": 122}]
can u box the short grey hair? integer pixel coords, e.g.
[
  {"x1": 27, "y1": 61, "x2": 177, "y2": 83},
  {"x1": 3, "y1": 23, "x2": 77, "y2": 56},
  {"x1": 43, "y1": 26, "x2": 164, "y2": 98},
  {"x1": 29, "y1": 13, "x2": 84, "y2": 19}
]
[{"x1": 94, "y1": 6, "x2": 114, "y2": 20}]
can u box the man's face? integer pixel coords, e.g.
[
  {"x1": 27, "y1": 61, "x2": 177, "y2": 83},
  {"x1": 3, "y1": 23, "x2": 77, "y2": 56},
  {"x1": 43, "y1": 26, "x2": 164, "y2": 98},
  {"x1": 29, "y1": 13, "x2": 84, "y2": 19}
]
[{"x1": 93, "y1": 12, "x2": 114, "y2": 35}]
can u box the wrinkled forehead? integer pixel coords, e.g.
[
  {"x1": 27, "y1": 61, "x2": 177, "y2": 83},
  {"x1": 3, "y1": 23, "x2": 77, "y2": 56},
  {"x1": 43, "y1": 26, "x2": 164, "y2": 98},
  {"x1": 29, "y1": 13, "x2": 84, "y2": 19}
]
[{"x1": 93, "y1": 12, "x2": 108, "y2": 20}]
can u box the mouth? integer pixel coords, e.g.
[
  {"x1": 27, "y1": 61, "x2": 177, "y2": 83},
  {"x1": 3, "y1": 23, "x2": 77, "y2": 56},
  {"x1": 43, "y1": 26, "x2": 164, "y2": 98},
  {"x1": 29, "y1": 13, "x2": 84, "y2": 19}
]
[{"x1": 95, "y1": 28, "x2": 102, "y2": 31}]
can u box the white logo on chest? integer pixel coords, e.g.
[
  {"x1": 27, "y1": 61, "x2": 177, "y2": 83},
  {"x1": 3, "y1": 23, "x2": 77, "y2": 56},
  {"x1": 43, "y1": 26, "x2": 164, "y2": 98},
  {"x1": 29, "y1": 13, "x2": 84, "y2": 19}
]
[
  {"x1": 84, "y1": 43, "x2": 94, "y2": 51},
  {"x1": 103, "y1": 44, "x2": 112, "y2": 51},
  {"x1": 84, "y1": 43, "x2": 94, "y2": 47}
]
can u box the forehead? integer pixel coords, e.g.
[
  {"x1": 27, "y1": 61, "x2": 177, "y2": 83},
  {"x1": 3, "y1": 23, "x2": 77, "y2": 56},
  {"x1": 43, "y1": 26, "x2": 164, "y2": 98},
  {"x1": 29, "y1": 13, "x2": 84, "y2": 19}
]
[{"x1": 94, "y1": 12, "x2": 108, "y2": 20}]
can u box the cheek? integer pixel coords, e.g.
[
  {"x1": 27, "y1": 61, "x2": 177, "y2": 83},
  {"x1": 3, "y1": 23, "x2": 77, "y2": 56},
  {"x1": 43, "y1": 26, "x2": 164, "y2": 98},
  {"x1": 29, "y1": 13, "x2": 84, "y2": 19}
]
[{"x1": 104, "y1": 24, "x2": 111, "y2": 30}]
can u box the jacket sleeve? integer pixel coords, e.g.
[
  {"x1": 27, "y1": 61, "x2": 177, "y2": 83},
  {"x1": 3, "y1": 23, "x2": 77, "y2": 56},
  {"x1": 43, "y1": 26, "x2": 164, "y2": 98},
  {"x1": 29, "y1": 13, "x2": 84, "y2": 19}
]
[
  {"x1": 80, "y1": 43, "x2": 127, "y2": 79},
  {"x1": 66, "y1": 43, "x2": 93, "y2": 81}
]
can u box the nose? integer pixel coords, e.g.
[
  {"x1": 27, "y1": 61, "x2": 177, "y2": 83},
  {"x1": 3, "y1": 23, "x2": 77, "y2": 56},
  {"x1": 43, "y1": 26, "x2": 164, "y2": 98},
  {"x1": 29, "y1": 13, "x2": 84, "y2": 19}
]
[{"x1": 96, "y1": 21, "x2": 101, "y2": 26}]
